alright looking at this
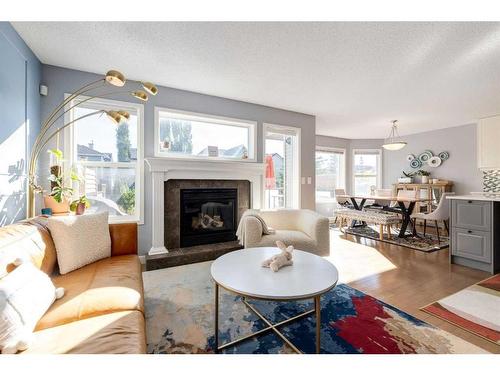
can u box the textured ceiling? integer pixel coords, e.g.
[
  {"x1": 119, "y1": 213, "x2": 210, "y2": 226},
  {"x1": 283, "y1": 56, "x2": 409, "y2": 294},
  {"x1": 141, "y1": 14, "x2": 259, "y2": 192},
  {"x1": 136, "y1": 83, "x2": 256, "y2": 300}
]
[{"x1": 12, "y1": 22, "x2": 500, "y2": 139}]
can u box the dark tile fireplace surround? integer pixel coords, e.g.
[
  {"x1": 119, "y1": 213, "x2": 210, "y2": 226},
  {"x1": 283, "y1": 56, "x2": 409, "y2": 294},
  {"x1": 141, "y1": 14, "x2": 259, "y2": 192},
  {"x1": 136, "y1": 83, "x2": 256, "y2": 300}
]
[{"x1": 146, "y1": 179, "x2": 250, "y2": 270}]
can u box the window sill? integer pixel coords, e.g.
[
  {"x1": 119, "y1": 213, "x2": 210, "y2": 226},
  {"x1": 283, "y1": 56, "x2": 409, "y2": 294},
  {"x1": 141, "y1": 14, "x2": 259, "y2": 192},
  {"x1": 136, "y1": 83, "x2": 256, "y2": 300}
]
[{"x1": 152, "y1": 153, "x2": 257, "y2": 163}]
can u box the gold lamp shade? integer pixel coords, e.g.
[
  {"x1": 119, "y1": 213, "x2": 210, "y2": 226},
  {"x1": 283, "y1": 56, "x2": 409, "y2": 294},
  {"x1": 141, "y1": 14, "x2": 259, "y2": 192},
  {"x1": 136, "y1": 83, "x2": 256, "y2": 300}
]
[
  {"x1": 117, "y1": 110, "x2": 130, "y2": 121},
  {"x1": 132, "y1": 90, "x2": 148, "y2": 101},
  {"x1": 142, "y1": 82, "x2": 158, "y2": 96},
  {"x1": 105, "y1": 70, "x2": 126, "y2": 87},
  {"x1": 106, "y1": 110, "x2": 124, "y2": 124}
]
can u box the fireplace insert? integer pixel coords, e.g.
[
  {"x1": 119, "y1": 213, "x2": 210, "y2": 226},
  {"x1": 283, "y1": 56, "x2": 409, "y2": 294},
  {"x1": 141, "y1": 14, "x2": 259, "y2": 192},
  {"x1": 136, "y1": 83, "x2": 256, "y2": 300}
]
[{"x1": 180, "y1": 188, "x2": 238, "y2": 247}]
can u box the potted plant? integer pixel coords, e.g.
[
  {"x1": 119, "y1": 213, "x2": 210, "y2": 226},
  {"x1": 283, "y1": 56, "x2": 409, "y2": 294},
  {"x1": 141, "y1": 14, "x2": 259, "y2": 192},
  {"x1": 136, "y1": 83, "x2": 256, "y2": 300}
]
[
  {"x1": 416, "y1": 169, "x2": 431, "y2": 184},
  {"x1": 43, "y1": 149, "x2": 79, "y2": 214},
  {"x1": 398, "y1": 171, "x2": 414, "y2": 184},
  {"x1": 44, "y1": 174, "x2": 74, "y2": 214},
  {"x1": 70, "y1": 195, "x2": 91, "y2": 215}
]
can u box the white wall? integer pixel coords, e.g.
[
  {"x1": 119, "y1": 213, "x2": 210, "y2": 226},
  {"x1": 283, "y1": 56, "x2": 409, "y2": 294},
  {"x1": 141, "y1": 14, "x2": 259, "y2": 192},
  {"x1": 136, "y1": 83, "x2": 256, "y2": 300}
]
[{"x1": 382, "y1": 124, "x2": 482, "y2": 194}]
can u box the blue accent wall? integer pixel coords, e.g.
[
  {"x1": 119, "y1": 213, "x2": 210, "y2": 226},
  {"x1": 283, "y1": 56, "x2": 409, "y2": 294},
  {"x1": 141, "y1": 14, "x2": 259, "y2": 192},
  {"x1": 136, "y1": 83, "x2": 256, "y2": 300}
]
[{"x1": 0, "y1": 22, "x2": 41, "y2": 224}]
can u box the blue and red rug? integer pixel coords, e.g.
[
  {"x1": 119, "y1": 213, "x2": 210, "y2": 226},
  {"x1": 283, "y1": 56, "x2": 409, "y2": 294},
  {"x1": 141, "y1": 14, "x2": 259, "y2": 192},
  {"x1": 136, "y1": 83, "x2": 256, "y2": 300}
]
[{"x1": 143, "y1": 261, "x2": 486, "y2": 354}]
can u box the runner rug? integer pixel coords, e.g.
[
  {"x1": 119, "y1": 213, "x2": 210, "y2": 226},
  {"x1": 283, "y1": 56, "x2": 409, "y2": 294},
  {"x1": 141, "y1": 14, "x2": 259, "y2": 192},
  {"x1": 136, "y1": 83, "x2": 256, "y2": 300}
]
[{"x1": 421, "y1": 274, "x2": 500, "y2": 345}]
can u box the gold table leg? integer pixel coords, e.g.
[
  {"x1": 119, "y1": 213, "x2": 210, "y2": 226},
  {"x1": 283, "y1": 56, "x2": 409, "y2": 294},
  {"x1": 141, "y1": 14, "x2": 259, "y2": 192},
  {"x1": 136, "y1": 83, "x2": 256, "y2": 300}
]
[
  {"x1": 214, "y1": 282, "x2": 219, "y2": 353},
  {"x1": 214, "y1": 282, "x2": 323, "y2": 354},
  {"x1": 315, "y1": 295, "x2": 321, "y2": 354}
]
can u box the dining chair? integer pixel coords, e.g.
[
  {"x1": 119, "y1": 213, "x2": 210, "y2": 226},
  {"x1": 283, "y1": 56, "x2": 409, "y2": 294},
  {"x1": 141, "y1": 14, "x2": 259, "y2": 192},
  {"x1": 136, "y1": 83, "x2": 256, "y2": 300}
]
[
  {"x1": 397, "y1": 189, "x2": 417, "y2": 209},
  {"x1": 333, "y1": 188, "x2": 351, "y2": 225},
  {"x1": 374, "y1": 189, "x2": 393, "y2": 207},
  {"x1": 335, "y1": 188, "x2": 350, "y2": 206},
  {"x1": 411, "y1": 192, "x2": 455, "y2": 243}
]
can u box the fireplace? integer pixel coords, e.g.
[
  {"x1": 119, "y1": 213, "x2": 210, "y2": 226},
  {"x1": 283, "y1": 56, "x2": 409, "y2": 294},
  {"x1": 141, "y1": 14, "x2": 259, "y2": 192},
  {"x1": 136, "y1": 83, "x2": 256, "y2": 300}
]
[{"x1": 180, "y1": 188, "x2": 238, "y2": 247}]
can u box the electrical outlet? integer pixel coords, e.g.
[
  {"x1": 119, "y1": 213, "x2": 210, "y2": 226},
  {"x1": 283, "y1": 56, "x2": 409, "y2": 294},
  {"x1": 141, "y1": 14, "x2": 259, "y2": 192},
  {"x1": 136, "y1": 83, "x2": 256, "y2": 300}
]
[{"x1": 307, "y1": 177, "x2": 312, "y2": 184}]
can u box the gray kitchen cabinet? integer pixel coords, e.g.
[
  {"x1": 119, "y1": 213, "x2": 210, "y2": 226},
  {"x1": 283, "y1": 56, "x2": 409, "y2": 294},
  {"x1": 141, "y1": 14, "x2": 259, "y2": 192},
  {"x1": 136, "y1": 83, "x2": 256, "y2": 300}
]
[
  {"x1": 451, "y1": 200, "x2": 491, "y2": 231},
  {"x1": 449, "y1": 198, "x2": 500, "y2": 274},
  {"x1": 452, "y1": 228, "x2": 491, "y2": 263}
]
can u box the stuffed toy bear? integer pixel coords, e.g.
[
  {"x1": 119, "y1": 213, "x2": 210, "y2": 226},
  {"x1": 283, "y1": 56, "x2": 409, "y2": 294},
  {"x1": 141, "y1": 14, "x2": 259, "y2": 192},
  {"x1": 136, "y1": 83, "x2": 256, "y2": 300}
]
[
  {"x1": 0, "y1": 258, "x2": 65, "y2": 354},
  {"x1": 261, "y1": 241, "x2": 294, "y2": 272}
]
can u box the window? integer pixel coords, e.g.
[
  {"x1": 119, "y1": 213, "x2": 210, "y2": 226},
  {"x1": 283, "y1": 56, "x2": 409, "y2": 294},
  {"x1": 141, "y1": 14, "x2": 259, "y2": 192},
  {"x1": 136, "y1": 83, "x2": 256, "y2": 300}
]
[
  {"x1": 315, "y1": 147, "x2": 345, "y2": 216},
  {"x1": 264, "y1": 124, "x2": 300, "y2": 209},
  {"x1": 155, "y1": 108, "x2": 256, "y2": 160},
  {"x1": 353, "y1": 149, "x2": 382, "y2": 196},
  {"x1": 65, "y1": 97, "x2": 144, "y2": 223}
]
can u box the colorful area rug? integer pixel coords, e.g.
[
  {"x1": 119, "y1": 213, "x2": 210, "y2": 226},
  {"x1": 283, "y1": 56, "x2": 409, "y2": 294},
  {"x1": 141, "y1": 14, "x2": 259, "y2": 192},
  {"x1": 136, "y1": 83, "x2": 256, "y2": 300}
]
[
  {"x1": 421, "y1": 274, "x2": 500, "y2": 345},
  {"x1": 342, "y1": 225, "x2": 448, "y2": 252},
  {"x1": 143, "y1": 261, "x2": 485, "y2": 354}
]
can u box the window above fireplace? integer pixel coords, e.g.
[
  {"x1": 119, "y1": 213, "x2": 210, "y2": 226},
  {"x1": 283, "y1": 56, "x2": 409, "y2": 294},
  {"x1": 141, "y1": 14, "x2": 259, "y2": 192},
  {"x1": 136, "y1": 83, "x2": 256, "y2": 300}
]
[{"x1": 154, "y1": 107, "x2": 256, "y2": 162}]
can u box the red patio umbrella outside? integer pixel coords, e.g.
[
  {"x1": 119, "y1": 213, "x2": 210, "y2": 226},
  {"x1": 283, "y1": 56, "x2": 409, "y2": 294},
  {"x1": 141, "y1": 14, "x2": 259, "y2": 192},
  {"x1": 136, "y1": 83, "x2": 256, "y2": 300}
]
[{"x1": 265, "y1": 154, "x2": 276, "y2": 189}]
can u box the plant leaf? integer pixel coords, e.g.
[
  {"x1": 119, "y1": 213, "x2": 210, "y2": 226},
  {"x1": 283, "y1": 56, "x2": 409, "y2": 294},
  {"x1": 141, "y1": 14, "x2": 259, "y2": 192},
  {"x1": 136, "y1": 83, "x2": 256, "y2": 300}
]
[{"x1": 48, "y1": 148, "x2": 63, "y2": 160}]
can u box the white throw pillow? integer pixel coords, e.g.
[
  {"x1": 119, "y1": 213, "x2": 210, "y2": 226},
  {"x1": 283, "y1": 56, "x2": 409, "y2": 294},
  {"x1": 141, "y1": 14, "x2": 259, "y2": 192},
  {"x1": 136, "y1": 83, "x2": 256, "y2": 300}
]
[
  {"x1": 47, "y1": 212, "x2": 111, "y2": 275},
  {"x1": 0, "y1": 260, "x2": 65, "y2": 354}
]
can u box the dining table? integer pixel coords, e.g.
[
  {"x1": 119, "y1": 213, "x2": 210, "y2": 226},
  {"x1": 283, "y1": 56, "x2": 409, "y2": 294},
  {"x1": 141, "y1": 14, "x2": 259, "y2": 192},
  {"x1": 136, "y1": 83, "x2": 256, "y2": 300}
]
[{"x1": 336, "y1": 194, "x2": 432, "y2": 238}]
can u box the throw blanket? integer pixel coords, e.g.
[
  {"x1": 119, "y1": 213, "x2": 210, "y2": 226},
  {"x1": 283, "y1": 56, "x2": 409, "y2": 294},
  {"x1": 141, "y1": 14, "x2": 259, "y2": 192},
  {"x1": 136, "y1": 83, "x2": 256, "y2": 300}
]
[{"x1": 236, "y1": 211, "x2": 275, "y2": 246}]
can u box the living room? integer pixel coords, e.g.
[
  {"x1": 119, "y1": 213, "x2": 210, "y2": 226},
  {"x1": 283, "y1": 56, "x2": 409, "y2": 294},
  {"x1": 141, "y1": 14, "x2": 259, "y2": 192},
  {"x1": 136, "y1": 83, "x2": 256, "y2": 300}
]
[{"x1": 1, "y1": 1, "x2": 499, "y2": 373}]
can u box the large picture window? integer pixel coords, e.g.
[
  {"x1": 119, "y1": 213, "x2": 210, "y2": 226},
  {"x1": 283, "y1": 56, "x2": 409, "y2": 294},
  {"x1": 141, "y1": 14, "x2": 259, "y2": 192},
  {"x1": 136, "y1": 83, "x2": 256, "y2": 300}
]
[
  {"x1": 353, "y1": 149, "x2": 382, "y2": 196},
  {"x1": 65, "y1": 97, "x2": 144, "y2": 223},
  {"x1": 155, "y1": 108, "x2": 256, "y2": 161}
]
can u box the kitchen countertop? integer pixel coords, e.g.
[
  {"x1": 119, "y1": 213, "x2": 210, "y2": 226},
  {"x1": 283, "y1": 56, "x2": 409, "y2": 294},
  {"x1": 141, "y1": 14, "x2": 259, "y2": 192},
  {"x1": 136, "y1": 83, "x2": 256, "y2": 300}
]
[{"x1": 447, "y1": 193, "x2": 500, "y2": 202}]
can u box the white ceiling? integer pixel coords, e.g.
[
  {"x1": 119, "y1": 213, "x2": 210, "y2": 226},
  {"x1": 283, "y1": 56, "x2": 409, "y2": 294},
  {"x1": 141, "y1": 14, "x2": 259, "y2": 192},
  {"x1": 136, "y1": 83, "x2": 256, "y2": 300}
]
[{"x1": 12, "y1": 22, "x2": 500, "y2": 139}]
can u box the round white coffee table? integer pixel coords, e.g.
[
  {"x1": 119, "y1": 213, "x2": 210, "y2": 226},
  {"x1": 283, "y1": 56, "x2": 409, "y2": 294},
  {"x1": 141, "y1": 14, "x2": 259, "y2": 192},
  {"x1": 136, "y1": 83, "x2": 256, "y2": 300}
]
[{"x1": 210, "y1": 247, "x2": 339, "y2": 354}]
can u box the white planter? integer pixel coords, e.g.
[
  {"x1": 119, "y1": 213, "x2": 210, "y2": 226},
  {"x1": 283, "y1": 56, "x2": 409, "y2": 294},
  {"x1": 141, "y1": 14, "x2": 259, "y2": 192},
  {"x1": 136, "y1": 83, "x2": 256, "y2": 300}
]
[
  {"x1": 421, "y1": 176, "x2": 429, "y2": 184},
  {"x1": 398, "y1": 177, "x2": 412, "y2": 184}
]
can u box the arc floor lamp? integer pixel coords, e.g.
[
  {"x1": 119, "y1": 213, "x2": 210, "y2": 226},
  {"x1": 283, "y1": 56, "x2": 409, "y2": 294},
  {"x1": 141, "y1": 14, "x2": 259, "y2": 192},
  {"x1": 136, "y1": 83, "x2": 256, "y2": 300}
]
[{"x1": 27, "y1": 69, "x2": 158, "y2": 218}]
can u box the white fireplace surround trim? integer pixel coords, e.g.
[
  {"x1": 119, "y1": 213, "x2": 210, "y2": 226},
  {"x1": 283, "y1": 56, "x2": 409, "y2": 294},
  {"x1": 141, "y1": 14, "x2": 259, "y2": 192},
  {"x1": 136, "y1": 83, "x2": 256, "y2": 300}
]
[{"x1": 145, "y1": 157, "x2": 266, "y2": 255}]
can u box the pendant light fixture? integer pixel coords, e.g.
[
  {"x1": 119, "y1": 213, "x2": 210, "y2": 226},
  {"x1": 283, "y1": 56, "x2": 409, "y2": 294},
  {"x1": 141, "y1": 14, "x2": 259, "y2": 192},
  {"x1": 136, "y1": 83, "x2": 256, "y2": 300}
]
[{"x1": 382, "y1": 120, "x2": 407, "y2": 151}]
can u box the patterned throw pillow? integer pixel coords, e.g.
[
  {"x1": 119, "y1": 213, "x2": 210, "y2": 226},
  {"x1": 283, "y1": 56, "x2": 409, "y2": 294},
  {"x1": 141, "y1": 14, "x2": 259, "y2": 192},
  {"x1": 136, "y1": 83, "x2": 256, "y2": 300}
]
[{"x1": 47, "y1": 212, "x2": 111, "y2": 275}]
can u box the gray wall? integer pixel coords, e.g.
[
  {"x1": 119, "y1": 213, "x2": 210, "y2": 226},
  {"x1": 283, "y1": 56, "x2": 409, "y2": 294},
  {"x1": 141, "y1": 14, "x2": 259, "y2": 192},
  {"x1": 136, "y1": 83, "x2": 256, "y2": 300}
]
[
  {"x1": 40, "y1": 65, "x2": 316, "y2": 254},
  {"x1": 316, "y1": 124, "x2": 482, "y2": 203},
  {"x1": 383, "y1": 124, "x2": 482, "y2": 194},
  {"x1": 0, "y1": 22, "x2": 41, "y2": 225}
]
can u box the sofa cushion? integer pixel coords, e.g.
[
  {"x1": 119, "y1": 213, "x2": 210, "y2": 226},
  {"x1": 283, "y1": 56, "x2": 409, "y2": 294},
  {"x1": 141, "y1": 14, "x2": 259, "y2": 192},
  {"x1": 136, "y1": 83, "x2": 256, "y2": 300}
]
[
  {"x1": 255, "y1": 230, "x2": 317, "y2": 252},
  {"x1": 23, "y1": 310, "x2": 146, "y2": 354},
  {"x1": 35, "y1": 255, "x2": 143, "y2": 331},
  {"x1": 0, "y1": 221, "x2": 57, "y2": 278},
  {"x1": 47, "y1": 212, "x2": 111, "y2": 275}
]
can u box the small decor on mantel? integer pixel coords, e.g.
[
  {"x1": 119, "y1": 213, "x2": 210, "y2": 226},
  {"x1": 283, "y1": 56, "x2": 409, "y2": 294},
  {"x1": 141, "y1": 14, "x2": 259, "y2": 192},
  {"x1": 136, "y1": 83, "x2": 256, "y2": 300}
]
[{"x1": 261, "y1": 241, "x2": 294, "y2": 272}]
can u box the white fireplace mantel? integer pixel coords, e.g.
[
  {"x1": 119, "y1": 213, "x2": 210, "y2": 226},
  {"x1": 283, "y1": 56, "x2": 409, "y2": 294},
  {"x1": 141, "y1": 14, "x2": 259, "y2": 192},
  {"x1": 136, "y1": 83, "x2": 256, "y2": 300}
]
[{"x1": 145, "y1": 157, "x2": 266, "y2": 255}]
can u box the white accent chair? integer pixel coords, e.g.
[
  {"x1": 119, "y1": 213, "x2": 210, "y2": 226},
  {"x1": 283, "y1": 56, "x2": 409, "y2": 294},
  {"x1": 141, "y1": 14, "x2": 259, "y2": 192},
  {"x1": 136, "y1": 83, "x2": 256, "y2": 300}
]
[
  {"x1": 241, "y1": 209, "x2": 330, "y2": 256},
  {"x1": 411, "y1": 192, "x2": 455, "y2": 242}
]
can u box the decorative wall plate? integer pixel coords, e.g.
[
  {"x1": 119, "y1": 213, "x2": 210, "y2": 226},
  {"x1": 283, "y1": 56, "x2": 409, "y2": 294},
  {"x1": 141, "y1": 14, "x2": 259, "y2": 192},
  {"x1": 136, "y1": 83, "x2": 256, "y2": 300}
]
[
  {"x1": 418, "y1": 151, "x2": 433, "y2": 163},
  {"x1": 438, "y1": 151, "x2": 449, "y2": 160},
  {"x1": 406, "y1": 154, "x2": 415, "y2": 162},
  {"x1": 428, "y1": 156, "x2": 442, "y2": 168},
  {"x1": 410, "y1": 158, "x2": 422, "y2": 169}
]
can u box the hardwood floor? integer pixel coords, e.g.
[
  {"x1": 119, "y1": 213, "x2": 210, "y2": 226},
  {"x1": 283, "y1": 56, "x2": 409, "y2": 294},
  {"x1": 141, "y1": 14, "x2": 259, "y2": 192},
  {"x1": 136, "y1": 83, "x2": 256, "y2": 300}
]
[{"x1": 325, "y1": 226, "x2": 499, "y2": 353}]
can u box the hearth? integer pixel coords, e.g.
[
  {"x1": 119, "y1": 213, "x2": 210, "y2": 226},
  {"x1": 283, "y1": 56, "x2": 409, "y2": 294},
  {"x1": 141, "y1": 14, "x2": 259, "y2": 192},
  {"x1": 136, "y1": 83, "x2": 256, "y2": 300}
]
[{"x1": 180, "y1": 188, "x2": 237, "y2": 247}]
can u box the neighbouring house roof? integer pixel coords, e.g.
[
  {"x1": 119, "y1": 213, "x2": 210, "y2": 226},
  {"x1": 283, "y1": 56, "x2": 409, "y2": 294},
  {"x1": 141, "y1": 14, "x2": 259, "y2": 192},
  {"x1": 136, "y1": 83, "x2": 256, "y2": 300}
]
[
  {"x1": 197, "y1": 144, "x2": 248, "y2": 158},
  {"x1": 77, "y1": 144, "x2": 112, "y2": 162}
]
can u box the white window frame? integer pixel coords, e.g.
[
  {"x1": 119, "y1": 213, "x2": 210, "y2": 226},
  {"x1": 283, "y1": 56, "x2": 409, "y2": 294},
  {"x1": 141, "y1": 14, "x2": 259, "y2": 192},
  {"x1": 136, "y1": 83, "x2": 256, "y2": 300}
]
[
  {"x1": 154, "y1": 107, "x2": 257, "y2": 162},
  {"x1": 64, "y1": 95, "x2": 144, "y2": 224},
  {"x1": 263, "y1": 123, "x2": 301, "y2": 209},
  {"x1": 352, "y1": 148, "x2": 382, "y2": 195},
  {"x1": 315, "y1": 146, "x2": 347, "y2": 191}
]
